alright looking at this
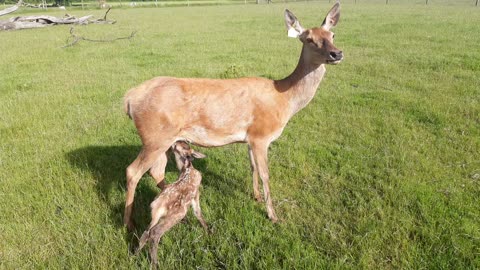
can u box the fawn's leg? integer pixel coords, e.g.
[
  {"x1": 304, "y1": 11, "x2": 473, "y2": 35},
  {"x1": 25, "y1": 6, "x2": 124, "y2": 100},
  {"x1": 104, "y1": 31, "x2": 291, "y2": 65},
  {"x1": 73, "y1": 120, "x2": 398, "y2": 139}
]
[
  {"x1": 135, "y1": 229, "x2": 150, "y2": 255},
  {"x1": 135, "y1": 205, "x2": 166, "y2": 254},
  {"x1": 148, "y1": 213, "x2": 185, "y2": 269},
  {"x1": 148, "y1": 224, "x2": 163, "y2": 270},
  {"x1": 191, "y1": 192, "x2": 209, "y2": 232},
  {"x1": 148, "y1": 222, "x2": 169, "y2": 270}
]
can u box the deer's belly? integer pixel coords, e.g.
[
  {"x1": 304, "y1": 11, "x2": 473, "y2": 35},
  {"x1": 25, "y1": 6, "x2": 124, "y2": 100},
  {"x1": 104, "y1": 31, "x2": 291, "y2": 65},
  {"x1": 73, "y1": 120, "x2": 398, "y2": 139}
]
[{"x1": 178, "y1": 126, "x2": 248, "y2": 147}]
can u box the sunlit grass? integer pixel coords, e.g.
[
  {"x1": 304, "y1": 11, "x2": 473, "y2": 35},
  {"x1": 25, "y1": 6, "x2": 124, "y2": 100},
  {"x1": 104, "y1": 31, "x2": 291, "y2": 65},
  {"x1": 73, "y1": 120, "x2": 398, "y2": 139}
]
[{"x1": 0, "y1": 2, "x2": 479, "y2": 269}]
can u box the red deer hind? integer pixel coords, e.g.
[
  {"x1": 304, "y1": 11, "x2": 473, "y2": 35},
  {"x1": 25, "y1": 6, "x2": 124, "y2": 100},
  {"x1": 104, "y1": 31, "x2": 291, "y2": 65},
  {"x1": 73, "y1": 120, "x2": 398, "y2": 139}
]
[{"x1": 123, "y1": 2, "x2": 343, "y2": 230}]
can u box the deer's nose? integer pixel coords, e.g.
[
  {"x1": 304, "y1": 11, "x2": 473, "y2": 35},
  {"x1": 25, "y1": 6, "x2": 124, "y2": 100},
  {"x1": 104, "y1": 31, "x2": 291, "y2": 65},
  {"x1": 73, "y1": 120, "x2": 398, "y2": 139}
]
[{"x1": 330, "y1": 51, "x2": 343, "y2": 60}]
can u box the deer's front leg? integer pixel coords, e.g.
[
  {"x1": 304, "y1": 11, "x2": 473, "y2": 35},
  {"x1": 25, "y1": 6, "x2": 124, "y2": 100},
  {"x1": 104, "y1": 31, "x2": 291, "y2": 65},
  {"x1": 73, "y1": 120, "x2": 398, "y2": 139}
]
[
  {"x1": 250, "y1": 140, "x2": 278, "y2": 223},
  {"x1": 248, "y1": 145, "x2": 263, "y2": 202}
]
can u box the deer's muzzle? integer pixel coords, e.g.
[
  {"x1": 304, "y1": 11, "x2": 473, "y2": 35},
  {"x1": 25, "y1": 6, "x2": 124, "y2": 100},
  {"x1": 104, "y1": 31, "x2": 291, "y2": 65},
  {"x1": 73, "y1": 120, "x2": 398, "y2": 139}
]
[{"x1": 327, "y1": 50, "x2": 343, "y2": 64}]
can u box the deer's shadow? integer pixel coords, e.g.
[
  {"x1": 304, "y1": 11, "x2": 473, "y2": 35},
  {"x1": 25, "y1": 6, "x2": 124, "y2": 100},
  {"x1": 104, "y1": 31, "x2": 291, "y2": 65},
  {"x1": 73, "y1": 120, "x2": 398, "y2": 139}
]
[{"x1": 65, "y1": 145, "x2": 244, "y2": 231}]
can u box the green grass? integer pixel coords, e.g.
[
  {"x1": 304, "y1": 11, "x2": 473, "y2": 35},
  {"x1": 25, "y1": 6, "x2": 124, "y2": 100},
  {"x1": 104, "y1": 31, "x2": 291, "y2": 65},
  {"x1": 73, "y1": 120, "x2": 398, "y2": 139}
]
[{"x1": 1, "y1": 2, "x2": 479, "y2": 269}]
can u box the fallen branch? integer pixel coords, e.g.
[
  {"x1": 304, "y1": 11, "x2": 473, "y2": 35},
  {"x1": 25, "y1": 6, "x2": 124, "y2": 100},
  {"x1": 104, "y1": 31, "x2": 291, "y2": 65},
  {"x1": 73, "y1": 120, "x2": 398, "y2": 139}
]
[
  {"x1": 21, "y1": 2, "x2": 50, "y2": 8},
  {"x1": 62, "y1": 27, "x2": 137, "y2": 48},
  {"x1": 91, "y1": 8, "x2": 116, "y2": 24},
  {"x1": 0, "y1": 8, "x2": 116, "y2": 31},
  {"x1": 21, "y1": 2, "x2": 42, "y2": 8},
  {"x1": 0, "y1": 0, "x2": 22, "y2": 17}
]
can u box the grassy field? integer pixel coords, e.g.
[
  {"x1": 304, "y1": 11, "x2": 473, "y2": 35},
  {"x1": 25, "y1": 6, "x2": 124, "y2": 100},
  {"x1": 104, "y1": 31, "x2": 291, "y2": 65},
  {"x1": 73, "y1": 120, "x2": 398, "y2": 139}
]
[
  {"x1": 1, "y1": 2, "x2": 479, "y2": 269},
  {"x1": 3, "y1": 0, "x2": 479, "y2": 10}
]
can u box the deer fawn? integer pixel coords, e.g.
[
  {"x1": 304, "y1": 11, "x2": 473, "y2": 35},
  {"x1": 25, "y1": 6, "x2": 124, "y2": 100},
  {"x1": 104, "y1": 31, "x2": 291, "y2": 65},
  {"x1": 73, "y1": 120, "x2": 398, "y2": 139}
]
[
  {"x1": 123, "y1": 2, "x2": 343, "y2": 230},
  {"x1": 135, "y1": 141, "x2": 208, "y2": 269}
]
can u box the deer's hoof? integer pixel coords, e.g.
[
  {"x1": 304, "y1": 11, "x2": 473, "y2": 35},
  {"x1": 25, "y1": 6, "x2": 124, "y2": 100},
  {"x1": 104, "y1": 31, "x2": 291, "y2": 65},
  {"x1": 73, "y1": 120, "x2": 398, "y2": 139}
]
[
  {"x1": 268, "y1": 213, "x2": 279, "y2": 223},
  {"x1": 125, "y1": 220, "x2": 136, "y2": 232},
  {"x1": 156, "y1": 180, "x2": 166, "y2": 190}
]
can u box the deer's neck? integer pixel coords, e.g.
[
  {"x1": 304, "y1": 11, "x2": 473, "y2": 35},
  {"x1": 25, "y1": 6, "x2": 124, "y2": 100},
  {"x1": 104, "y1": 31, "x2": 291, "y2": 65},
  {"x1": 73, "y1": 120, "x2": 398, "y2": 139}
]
[
  {"x1": 179, "y1": 166, "x2": 191, "y2": 183},
  {"x1": 275, "y1": 47, "x2": 326, "y2": 118},
  {"x1": 179, "y1": 166, "x2": 201, "y2": 186}
]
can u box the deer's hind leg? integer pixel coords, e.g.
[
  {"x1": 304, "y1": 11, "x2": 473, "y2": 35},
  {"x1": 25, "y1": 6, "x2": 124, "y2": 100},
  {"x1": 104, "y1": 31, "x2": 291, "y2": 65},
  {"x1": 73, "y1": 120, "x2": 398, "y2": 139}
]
[
  {"x1": 148, "y1": 213, "x2": 185, "y2": 269},
  {"x1": 124, "y1": 139, "x2": 175, "y2": 231},
  {"x1": 151, "y1": 140, "x2": 190, "y2": 190},
  {"x1": 248, "y1": 145, "x2": 262, "y2": 202},
  {"x1": 149, "y1": 152, "x2": 168, "y2": 190},
  {"x1": 135, "y1": 229, "x2": 151, "y2": 255}
]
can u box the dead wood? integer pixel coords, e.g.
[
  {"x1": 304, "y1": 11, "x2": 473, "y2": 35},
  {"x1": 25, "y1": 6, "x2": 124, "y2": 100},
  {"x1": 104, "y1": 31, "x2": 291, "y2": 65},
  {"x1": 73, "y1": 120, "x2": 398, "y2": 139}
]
[
  {"x1": 0, "y1": 8, "x2": 116, "y2": 31},
  {"x1": 21, "y1": 2, "x2": 50, "y2": 8},
  {"x1": 0, "y1": 0, "x2": 22, "y2": 17},
  {"x1": 21, "y1": 2, "x2": 42, "y2": 8},
  {"x1": 62, "y1": 27, "x2": 137, "y2": 48},
  {"x1": 90, "y1": 8, "x2": 116, "y2": 24}
]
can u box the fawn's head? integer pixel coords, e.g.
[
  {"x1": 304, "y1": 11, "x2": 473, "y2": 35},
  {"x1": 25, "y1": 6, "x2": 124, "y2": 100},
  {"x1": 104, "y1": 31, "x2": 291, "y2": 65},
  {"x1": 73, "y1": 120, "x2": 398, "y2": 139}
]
[
  {"x1": 285, "y1": 1, "x2": 343, "y2": 65},
  {"x1": 173, "y1": 141, "x2": 206, "y2": 167}
]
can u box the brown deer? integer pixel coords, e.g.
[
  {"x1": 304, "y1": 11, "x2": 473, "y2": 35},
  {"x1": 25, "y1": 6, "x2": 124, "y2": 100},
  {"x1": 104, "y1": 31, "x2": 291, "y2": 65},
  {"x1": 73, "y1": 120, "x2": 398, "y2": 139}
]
[
  {"x1": 123, "y1": 2, "x2": 343, "y2": 230},
  {"x1": 135, "y1": 141, "x2": 208, "y2": 269}
]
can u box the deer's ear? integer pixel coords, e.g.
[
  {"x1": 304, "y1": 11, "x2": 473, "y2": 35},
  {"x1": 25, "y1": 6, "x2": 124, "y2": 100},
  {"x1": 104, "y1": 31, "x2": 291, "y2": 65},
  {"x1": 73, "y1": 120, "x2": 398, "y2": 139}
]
[
  {"x1": 192, "y1": 151, "x2": 206, "y2": 159},
  {"x1": 284, "y1": 9, "x2": 304, "y2": 38},
  {"x1": 322, "y1": 1, "x2": 340, "y2": 31}
]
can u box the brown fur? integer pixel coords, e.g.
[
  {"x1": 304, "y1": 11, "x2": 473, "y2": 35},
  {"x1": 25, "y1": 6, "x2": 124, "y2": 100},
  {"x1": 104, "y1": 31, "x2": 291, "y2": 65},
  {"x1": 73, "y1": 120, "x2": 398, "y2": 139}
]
[{"x1": 123, "y1": 3, "x2": 343, "y2": 230}]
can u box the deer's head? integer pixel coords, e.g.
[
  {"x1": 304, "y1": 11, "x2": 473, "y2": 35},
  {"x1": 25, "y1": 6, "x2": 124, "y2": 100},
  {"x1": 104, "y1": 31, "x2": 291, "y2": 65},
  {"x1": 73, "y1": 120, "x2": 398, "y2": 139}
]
[
  {"x1": 285, "y1": 2, "x2": 343, "y2": 65},
  {"x1": 173, "y1": 141, "x2": 206, "y2": 167}
]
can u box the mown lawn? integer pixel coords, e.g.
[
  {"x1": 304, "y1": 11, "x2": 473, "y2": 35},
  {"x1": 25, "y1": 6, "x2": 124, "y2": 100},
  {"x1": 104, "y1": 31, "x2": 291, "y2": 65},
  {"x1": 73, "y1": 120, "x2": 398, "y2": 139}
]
[{"x1": 0, "y1": 2, "x2": 479, "y2": 269}]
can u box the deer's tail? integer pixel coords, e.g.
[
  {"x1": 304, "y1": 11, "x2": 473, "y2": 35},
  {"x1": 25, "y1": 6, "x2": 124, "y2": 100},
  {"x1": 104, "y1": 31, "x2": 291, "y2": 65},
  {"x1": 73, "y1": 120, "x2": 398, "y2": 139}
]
[{"x1": 123, "y1": 88, "x2": 136, "y2": 120}]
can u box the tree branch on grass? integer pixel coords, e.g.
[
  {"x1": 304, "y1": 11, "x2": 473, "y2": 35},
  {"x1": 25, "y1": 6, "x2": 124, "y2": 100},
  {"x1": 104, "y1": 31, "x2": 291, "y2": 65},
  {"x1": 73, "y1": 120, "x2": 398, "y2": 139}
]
[
  {"x1": 62, "y1": 27, "x2": 137, "y2": 48},
  {"x1": 21, "y1": 2, "x2": 42, "y2": 8},
  {"x1": 94, "y1": 7, "x2": 116, "y2": 24},
  {"x1": 0, "y1": 7, "x2": 116, "y2": 31},
  {"x1": 0, "y1": 0, "x2": 22, "y2": 17}
]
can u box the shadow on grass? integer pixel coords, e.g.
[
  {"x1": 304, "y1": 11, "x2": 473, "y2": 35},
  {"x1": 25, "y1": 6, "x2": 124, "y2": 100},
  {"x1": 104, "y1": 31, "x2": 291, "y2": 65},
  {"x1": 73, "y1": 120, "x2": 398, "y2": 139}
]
[{"x1": 65, "y1": 145, "x2": 246, "y2": 232}]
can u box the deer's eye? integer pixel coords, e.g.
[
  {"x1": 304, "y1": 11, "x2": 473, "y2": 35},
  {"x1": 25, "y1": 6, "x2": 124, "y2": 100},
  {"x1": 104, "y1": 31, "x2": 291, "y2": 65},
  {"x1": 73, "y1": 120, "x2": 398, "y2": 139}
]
[
  {"x1": 332, "y1": 34, "x2": 335, "y2": 39},
  {"x1": 305, "y1": 37, "x2": 313, "y2": 43}
]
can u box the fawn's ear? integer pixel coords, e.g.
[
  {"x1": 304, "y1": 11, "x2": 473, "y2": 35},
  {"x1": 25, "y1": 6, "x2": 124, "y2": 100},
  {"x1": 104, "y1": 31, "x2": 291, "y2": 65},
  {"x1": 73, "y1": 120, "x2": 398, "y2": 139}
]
[
  {"x1": 322, "y1": 1, "x2": 340, "y2": 31},
  {"x1": 192, "y1": 151, "x2": 206, "y2": 159},
  {"x1": 284, "y1": 9, "x2": 305, "y2": 38}
]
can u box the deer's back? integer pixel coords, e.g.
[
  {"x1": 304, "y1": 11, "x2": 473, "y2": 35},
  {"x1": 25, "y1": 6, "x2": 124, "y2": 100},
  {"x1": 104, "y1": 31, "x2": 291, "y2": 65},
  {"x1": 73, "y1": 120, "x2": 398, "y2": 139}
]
[
  {"x1": 150, "y1": 168, "x2": 201, "y2": 211},
  {"x1": 125, "y1": 76, "x2": 290, "y2": 146}
]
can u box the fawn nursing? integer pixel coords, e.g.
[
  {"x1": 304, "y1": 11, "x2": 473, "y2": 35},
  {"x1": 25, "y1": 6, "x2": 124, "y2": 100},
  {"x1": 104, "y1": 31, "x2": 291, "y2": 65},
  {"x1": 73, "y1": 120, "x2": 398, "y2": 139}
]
[{"x1": 135, "y1": 142, "x2": 208, "y2": 268}]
